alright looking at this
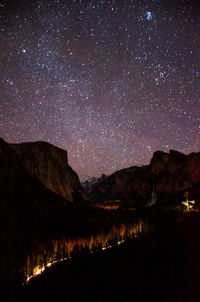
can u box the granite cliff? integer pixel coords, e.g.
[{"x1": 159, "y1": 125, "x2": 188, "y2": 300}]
[
  {"x1": 89, "y1": 150, "x2": 200, "y2": 207},
  {"x1": 0, "y1": 138, "x2": 60, "y2": 205},
  {"x1": 11, "y1": 141, "x2": 87, "y2": 203},
  {"x1": 148, "y1": 150, "x2": 200, "y2": 205}
]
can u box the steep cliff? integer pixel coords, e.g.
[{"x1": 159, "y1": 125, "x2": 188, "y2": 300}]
[
  {"x1": 0, "y1": 138, "x2": 57, "y2": 204},
  {"x1": 149, "y1": 150, "x2": 200, "y2": 204},
  {"x1": 0, "y1": 138, "x2": 72, "y2": 252},
  {"x1": 11, "y1": 141, "x2": 87, "y2": 203}
]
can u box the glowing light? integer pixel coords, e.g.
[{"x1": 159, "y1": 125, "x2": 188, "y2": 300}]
[
  {"x1": 91, "y1": 203, "x2": 120, "y2": 210},
  {"x1": 25, "y1": 221, "x2": 145, "y2": 283},
  {"x1": 181, "y1": 191, "x2": 195, "y2": 211}
]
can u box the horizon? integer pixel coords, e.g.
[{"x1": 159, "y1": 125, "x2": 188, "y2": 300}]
[{"x1": 2, "y1": 137, "x2": 199, "y2": 179}]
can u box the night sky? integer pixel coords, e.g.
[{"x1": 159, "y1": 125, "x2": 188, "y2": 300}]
[{"x1": 1, "y1": 0, "x2": 200, "y2": 178}]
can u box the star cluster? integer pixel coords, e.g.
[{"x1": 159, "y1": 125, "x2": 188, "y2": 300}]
[{"x1": 1, "y1": 0, "x2": 200, "y2": 178}]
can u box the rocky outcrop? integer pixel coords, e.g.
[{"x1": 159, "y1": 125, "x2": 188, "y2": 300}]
[
  {"x1": 89, "y1": 150, "x2": 200, "y2": 207},
  {"x1": 149, "y1": 150, "x2": 200, "y2": 204},
  {"x1": 0, "y1": 138, "x2": 55, "y2": 203},
  {"x1": 0, "y1": 138, "x2": 70, "y2": 231},
  {"x1": 11, "y1": 141, "x2": 87, "y2": 203}
]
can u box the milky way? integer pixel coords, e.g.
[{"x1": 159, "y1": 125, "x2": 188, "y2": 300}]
[{"x1": 1, "y1": 0, "x2": 200, "y2": 178}]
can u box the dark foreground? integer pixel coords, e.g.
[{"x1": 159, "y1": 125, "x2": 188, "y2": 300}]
[{"x1": 16, "y1": 209, "x2": 200, "y2": 302}]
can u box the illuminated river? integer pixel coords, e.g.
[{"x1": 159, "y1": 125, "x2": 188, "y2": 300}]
[{"x1": 23, "y1": 219, "x2": 148, "y2": 283}]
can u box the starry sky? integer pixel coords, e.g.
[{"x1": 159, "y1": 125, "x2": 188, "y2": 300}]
[{"x1": 1, "y1": 0, "x2": 200, "y2": 178}]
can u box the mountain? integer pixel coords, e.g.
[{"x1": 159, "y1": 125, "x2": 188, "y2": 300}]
[
  {"x1": 11, "y1": 141, "x2": 87, "y2": 203},
  {"x1": 0, "y1": 138, "x2": 63, "y2": 205},
  {"x1": 89, "y1": 167, "x2": 138, "y2": 203},
  {"x1": 81, "y1": 174, "x2": 107, "y2": 194},
  {"x1": 89, "y1": 150, "x2": 200, "y2": 207},
  {"x1": 0, "y1": 138, "x2": 84, "y2": 241},
  {"x1": 148, "y1": 150, "x2": 200, "y2": 205}
]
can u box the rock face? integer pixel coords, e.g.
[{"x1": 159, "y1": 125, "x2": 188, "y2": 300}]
[
  {"x1": 0, "y1": 138, "x2": 55, "y2": 203},
  {"x1": 11, "y1": 141, "x2": 87, "y2": 203},
  {"x1": 0, "y1": 138, "x2": 70, "y2": 240},
  {"x1": 149, "y1": 150, "x2": 200, "y2": 204},
  {"x1": 89, "y1": 150, "x2": 200, "y2": 207}
]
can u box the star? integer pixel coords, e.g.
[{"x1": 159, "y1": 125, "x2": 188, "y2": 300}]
[{"x1": 146, "y1": 11, "x2": 152, "y2": 21}]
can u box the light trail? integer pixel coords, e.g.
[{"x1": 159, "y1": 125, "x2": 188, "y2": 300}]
[{"x1": 25, "y1": 238, "x2": 135, "y2": 283}]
